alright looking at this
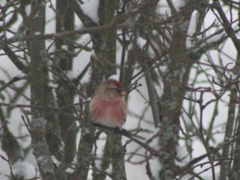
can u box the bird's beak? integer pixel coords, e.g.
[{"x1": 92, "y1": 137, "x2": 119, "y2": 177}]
[{"x1": 120, "y1": 91, "x2": 127, "y2": 96}]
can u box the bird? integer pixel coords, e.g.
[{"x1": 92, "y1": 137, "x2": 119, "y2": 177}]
[{"x1": 90, "y1": 79, "x2": 127, "y2": 127}]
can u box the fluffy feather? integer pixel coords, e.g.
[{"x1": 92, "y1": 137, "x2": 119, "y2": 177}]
[{"x1": 90, "y1": 79, "x2": 127, "y2": 127}]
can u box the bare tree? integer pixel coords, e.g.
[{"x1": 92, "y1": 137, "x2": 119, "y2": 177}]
[{"x1": 0, "y1": 0, "x2": 240, "y2": 179}]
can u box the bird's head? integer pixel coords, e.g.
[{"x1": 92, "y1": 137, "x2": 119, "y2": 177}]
[{"x1": 93, "y1": 79, "x2": 127, "y2": 101}]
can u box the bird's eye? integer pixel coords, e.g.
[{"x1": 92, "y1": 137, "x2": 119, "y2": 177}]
[{"x1": 113, "y1": 88, "x2": 121, "y2": 94}]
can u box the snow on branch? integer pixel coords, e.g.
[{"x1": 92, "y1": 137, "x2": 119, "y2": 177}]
[{"x1": 80, "y1": 0, "x2": 99, "y2": 24}]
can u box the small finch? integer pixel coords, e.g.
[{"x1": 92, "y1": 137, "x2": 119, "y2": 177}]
[{"x1": 90, "y1": 79, "x2": 127, "y2": 127}]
